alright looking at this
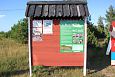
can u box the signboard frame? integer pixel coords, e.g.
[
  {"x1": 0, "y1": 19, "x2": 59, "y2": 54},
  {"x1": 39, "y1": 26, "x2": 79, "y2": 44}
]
[{"x1": 28, "y1": 19, "x2": 88, "y2": 77}]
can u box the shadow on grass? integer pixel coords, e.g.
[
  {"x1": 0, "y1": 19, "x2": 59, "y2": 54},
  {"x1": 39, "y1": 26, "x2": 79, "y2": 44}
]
[
  {"x1": 0, "y1": 69, "x2": 29, "y2": 77},
  {"x1": 87, "y1": 45, "x2": 111, "y2": 74},
  {"x1": 33, "y1": 66, "x2": 83, "y2": 77}
]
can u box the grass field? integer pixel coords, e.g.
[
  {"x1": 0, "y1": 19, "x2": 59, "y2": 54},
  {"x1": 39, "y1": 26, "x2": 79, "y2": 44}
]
[
  {"x1": 0, "y1": 38, "x2": 115, "y2": 77},
  {"x1": 0, "y1": 38, "x2": 29, "y2": 77}
]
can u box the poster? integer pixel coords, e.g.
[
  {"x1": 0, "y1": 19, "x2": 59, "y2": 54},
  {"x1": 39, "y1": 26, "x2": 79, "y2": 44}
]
[
  {"x1": 111, "y1": 21, "x2": 115, "y2": 65},
  {"x1": 60, "y1": 20, "x2": 84, "y2": 52},
  {"x1": 32, "y1": 20, "x2": 42, "y2": 41},
  {"x1": 43, "y1": 20, "x2": 53, "y2": 34}
]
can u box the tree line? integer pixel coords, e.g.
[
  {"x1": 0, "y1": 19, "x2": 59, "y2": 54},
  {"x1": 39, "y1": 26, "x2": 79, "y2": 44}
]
[
  {"x1": 88, "y1": 5, "x2": 115, "y2": 47},
  {"x1": 0, "y1": 18, "x2": 28, "y2": 44},
  {"x1": 0, "y1": 5, "x2": 115, "y2": 46}
]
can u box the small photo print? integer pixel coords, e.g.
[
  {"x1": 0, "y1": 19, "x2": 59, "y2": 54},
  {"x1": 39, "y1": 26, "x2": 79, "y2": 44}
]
[
  {"x1": 72, "y1": 34, "x2": 84, "y2": 44},
  {"x1": 33, "y1": 20, "x2": 42, "y2": 27},
  {"x1": 60, "y1": 45, "x2": 72, "y2": 51}
]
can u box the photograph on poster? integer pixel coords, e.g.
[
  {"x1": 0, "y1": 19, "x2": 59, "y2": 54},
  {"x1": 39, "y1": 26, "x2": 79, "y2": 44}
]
[
  {"x1": 60, "y1": 44, "x2": 72, "y2": 51},
  {"x1": 33, "y1": 20, "x2": 42, "y2": 27},
  {"x1": 72, "y1": 34, "x2": 84, "y2": 44}
]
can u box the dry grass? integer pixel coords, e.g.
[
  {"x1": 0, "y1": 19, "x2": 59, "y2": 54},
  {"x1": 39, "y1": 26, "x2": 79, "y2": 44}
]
[
  {"x1": 0, "y1": 38, "x2": 115, "y2": 77},
  {"x1": 0, "y1": 38, "x2": 29, "y2": 77}
]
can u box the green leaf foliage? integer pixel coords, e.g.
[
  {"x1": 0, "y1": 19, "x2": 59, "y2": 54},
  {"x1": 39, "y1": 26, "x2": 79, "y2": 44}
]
[{"x1": 8, "y1": 18, "x2": 28, "y2": 44}]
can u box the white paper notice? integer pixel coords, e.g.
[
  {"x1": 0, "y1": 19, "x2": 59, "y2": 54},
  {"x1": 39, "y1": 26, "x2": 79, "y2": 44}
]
[
  {"x1": 32, "y1": 20, "x2": 42, "y2": 41},
  {"x1": 43, "y1": 20, "x2": 53, "y2": 34},
  {"x1": 33, "y1": 28, "x2": 42, "y2": 35}
]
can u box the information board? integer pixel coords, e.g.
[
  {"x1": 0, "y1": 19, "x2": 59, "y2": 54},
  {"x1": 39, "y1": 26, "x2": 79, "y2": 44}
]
[{"x1": 60, "y1": 20, "x2": 84, "y2": 52}]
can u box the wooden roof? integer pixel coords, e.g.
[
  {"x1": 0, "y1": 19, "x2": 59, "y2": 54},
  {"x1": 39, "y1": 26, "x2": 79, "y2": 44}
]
[{"x1": 25, "y1": 1, "x2": 89, "y2": 18}]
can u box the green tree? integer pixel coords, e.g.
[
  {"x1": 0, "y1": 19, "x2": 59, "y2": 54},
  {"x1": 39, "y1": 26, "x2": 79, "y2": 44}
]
[
  {"x1": 87, "y1": 22, "x2": 98, "y2": 47},
  {"x1": 105, "y1": 5, "x2": 115, "y2": 42},
  {"x1": 9, "y1": 18, "x2": 28, "y2": 43},
  {"x1": 106, "y1": 5, "x2": 115, "y2": 25},
  {"x1": 97, "y1": 16, "x2": 106, "y2": 38},
  {"x1": 97, "y1": 16, "x2": 104, "y2": 33}
]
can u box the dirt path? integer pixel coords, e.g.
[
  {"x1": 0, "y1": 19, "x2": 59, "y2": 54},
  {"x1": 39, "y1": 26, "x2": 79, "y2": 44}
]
[{"x1": 100, "y1": 66, "x2": 115, "y2": 77}]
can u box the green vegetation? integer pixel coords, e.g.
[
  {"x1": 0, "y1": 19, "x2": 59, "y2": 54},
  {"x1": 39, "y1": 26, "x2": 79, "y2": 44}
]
[
  {"x1": 0, "y1": 37, "x2": 115, "y2": 77},
  {"x1": 1, "y1": 18, "x2": 28, "y2": 44},
  {"x1": 0, "y1": 38, "x2": 29, "y2": 77},
  {"x1": 87, "y1": 5, "x2": 115, "y2": 48},
  {"x1": 0, "y1": 5, "x2": 115, "y2": 77}
]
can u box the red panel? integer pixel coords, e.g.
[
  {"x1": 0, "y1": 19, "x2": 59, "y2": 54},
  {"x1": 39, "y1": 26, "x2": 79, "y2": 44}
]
[
  {"x1": 112, "y1": 21, "x2": 115, "y2": 27},
  {"x1": 111, "y1": 21, "x2": 115, "y2": 52},
  {"x1": 111, "y1": 38, "x2": 115, "y2": 52},
  {"x1": 32, "y1": 20, "x2": 84, "y2": 66}
]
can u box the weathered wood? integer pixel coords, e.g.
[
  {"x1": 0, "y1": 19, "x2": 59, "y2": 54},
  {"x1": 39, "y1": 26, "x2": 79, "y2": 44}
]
[
  {"x1": 56, "y1": 5, "x2": 63, "y2": 17},
  {"x1": 49, "y1": 5, "x2": 55, "y2": 17},
  {"x1": 63, "y1": 5, "x2": 70, "y2": 17},
  {"x1": 70, "y1": 5, "x2": 78, "y2": 17},
  {"x1": 42, "y1": 5, "x2": 48, "y2": 17},
  {"x1": 25, "y1": 5, "x2": 29, "y2": 17},
  {"x1": 27, "y1": 1, "x2": 87, "y2": 5},
  {"x1": 34, "y1": 5, "x2": 42, "y2": 17},
  {"x1": 28, "y1": 5, "x2": 35, "y2": 17},
  {"x1": 77, "y1": 5, "x2": 81, "y2": 17},
  {"x1": 25, "y1": 1, "x2": 89, "y2": 18},
  {"x1": 79, "y1": 5, "x2": 85, "y2": 17},
  {"x1": 84, "y1": 5, "x2": 89, "y2": 16}
]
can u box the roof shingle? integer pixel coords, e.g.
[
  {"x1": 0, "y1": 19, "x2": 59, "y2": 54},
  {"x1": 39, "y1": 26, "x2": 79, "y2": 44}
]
[{"x1": 25, "y1": 1, "x2": 89, "y2": 18}]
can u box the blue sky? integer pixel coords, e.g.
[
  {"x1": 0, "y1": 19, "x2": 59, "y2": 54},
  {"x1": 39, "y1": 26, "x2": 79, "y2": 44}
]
[{"x1": 0, "y1": 0, "x2": 115, "y2": 32}]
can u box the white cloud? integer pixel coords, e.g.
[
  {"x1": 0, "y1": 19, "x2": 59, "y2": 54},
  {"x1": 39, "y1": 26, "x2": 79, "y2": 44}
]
[{"x1": 0, "y1": 15, "x2": 6, "y2": 18}]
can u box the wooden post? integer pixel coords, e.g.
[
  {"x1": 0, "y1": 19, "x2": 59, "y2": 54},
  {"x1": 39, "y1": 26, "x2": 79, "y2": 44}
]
[
  {"x1": 28, "y1": 17, "x2": 32, "y2": 77},
  {"x1": 83, "y1": 17, "x2": 87, "y2": 76}
]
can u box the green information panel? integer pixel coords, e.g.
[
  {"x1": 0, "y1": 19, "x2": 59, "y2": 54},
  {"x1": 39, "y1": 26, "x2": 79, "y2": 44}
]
[{"x1": 60, "y1": 20, "x2": 84, "y2": 52}]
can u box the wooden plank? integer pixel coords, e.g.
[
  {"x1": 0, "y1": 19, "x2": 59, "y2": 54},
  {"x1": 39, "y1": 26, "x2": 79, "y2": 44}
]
[
  {"x1": 42, "y1": 5, "x2": 48, "y2": 17},
  {"x1": 49, "y1": 5, "x2": 55, "y2": 17},
  {"x1": 25, "y1": 5, "x2": 29, "y2": 17},
  {"x1": 70, "y1": 5, "x2": 78, "y2": 17},
  {"x1": 28, "y1": 5, "x2": 35, "y2": 17},
  {"x1": 34, "y1": 5, "x2": 42, "y2": 17},
  {"x1": 27, "y1": 1, "x2": 87, "y2": 5},
  {"x1": 63, "y1": 5, "x2": 70, "y2": 17},
  {"x1": 77, "y1": 5, "x2": 81, "y2": 17},
  {"x1": 84, "y1": 5, "x2": 89, "y2": 17},
  {"x1": 56, "y1": 5, "x2": 63, "y2": 17},
  {"x1": 79, "y1": 5, "x2": 85, "y2": 17}
]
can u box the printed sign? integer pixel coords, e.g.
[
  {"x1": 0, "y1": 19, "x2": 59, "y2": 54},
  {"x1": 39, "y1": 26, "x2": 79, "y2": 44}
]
[
  {"x1": 111, "y1": 21, "x2": 115, "y2": 65},
  {"x1": 60, "y1": 20, "x2": 84, "y2": 52},
  {"x1": 32, "y1": 20, "x2": 42, "y2": 41},
  {"x1": 43, "y1": 20, "x2": 53, "y2": 34}
]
